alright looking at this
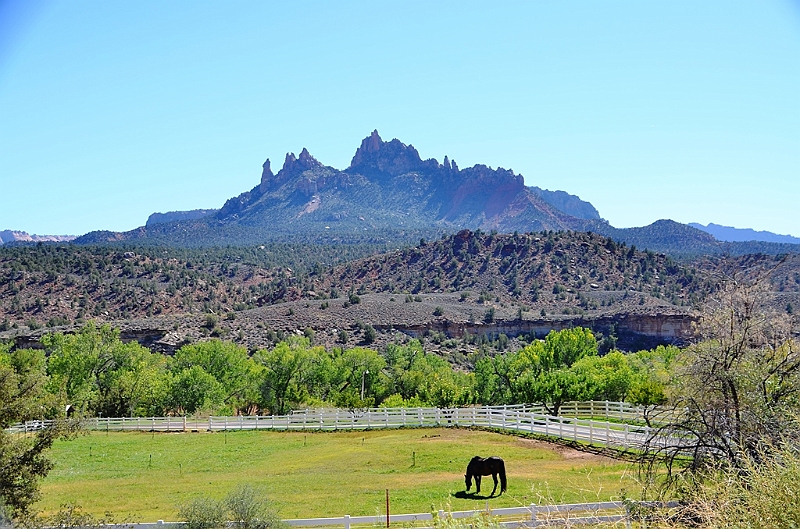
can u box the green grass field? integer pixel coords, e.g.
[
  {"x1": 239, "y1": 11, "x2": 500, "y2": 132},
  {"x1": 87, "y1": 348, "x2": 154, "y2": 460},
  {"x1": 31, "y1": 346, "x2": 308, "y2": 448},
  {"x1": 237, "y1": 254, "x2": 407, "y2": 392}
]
[{"x1": 38, "y1": 428, "x2": 638, "y2": 521}]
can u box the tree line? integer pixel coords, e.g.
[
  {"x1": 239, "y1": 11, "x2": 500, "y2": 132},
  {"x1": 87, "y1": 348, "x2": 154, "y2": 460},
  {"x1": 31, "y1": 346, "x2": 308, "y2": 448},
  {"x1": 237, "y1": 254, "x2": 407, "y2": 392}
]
[{"x1": 2, "y1": 323, "x2": 672, "y2": 423}]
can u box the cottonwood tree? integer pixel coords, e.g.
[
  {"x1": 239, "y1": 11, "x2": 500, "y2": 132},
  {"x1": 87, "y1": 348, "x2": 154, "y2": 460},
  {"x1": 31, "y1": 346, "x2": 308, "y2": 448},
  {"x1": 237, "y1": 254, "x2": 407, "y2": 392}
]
[
  {"x1": 641, "y1": 265, "x2": 800, "y2": 490},
  {"x1": 0, "y1": 343, "x2": 77, "y2": 519}
]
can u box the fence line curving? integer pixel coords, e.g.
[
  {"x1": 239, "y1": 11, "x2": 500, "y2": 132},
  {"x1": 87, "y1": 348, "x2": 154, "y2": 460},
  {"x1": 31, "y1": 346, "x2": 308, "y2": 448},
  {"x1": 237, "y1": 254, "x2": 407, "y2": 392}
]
[{"x1": 8, "y1": 401, "x2": 680, "y2": 451}]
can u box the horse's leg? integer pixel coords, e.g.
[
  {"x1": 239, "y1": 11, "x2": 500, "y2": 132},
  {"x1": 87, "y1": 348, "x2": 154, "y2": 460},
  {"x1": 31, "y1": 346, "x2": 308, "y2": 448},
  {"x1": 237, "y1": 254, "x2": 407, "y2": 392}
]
[
  {"x1": 490, "y1": 473, "x2": 498, "y2": 496},
  {"x1": 475, "y1": 475, "x2": 481, "y2": 493}
]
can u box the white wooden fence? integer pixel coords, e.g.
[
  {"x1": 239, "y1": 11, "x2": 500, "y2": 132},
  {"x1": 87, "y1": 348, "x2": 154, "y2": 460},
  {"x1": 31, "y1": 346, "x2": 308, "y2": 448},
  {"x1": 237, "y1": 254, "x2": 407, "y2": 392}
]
[
  {"x1": 110, "y1": 500, "x2": 680, "y2": 529},
  {"x1": 9, "y1": 401, "x2": 677, "y2": 450}
]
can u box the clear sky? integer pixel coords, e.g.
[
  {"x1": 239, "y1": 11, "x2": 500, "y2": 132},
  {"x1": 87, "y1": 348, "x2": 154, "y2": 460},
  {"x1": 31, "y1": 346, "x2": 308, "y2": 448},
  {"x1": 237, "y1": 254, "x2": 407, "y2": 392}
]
[{"x1": 1, "y1": 1, "x2": 799, "y2": 237}]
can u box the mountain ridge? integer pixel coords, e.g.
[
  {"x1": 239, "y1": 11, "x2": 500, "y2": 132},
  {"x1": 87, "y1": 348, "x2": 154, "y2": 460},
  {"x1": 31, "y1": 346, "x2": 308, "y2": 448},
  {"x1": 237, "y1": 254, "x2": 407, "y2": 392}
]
[
  {"x1": 69, "y1": 130, "x2": 800, "y2": 258},
  {"x1": 689, "y1": 222, "x2": 800, "y2": 244}
]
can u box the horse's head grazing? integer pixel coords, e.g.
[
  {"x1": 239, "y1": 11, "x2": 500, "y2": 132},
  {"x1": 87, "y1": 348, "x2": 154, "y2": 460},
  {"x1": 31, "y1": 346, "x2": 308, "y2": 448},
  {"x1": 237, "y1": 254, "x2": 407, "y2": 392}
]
[{"x1": 465, "y1": 473, "x2": 472, "y2": 491}]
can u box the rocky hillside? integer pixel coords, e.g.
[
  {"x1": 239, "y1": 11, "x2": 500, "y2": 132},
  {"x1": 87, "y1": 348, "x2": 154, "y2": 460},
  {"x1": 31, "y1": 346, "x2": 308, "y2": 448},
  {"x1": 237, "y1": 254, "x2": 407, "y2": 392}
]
[
  {"x1": 5, "y1": 231, "x2": 800, "y2": 355},
  {"x1": 301, "y1": 229, "x2": 715, "y2": 309}
]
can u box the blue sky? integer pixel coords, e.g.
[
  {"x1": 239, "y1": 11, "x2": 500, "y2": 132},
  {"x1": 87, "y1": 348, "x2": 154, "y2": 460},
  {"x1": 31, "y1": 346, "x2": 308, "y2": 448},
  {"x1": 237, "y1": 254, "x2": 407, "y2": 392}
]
[{"x1": 1, "y1": 1, "x2": 798, "y2": 237}]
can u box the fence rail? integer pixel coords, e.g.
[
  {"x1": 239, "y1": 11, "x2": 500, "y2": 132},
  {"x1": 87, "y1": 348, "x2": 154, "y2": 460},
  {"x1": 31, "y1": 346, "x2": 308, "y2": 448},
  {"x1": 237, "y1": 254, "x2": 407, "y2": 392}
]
[
  {"x1": 103, "y1": 500, "x2": 680, "y2": 529},
  {"x1": 8, "y1": 401, "x2": 681, "y2": 451}
]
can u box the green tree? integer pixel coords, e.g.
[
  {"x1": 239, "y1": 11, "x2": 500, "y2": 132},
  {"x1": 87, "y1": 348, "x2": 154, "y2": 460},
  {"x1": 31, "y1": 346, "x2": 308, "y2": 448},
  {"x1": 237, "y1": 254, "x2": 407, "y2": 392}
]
[
  {"x1": 571, "y1": 351, "x2": 634, "y2": 402},
  {"x1": 329, "y1": 347, "x2": 387, "y2": 409},
  {"x1": 383, "y1": 341, "x2": 474, "y2": 407},
  {"x1": 173, "y1": 340, "x2": 259, "y2": 414},
  {"x1": 44, "y1": 322, "x2": 164, "y2": 417},
  {"x1": 168, "y1": 365, "x2": 226, "y2": 415},
  {"x1": 0, "y1": 342, "x2": 76, "y2": 518},
  {"x1": 509, "y1": 328, "x2": 598, "y2": 414},
  {"x1": 474, "y1": 353, "x2": 514, "y2": 405},
  {"x1": 255, "y1": 337, "x2": 327, "y2": 415}
]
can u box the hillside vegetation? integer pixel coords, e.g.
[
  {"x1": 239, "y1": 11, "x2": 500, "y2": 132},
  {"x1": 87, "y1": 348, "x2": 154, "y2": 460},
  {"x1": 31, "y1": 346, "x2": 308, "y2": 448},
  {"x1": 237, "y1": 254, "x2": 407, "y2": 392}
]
[{"x1": 4, "y1": 231, "x2": 800, "y2": 354}]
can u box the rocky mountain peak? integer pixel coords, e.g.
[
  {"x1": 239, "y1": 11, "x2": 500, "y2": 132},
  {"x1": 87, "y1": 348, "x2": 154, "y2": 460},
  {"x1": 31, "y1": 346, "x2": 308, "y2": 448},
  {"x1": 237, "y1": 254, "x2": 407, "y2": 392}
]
[
  {"x1": 280, "y1": 148, "x2": 323, "y2": 177},
  {"x1": 348, "y1": 130, "x2": 426, "y2": 177}
]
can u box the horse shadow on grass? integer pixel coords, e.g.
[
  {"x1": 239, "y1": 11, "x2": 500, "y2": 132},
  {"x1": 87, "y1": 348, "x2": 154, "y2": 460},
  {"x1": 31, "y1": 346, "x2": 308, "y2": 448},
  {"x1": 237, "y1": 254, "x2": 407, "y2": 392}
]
[{"x1": 452, "y1": 490, "x2": 498, "y2": 500}]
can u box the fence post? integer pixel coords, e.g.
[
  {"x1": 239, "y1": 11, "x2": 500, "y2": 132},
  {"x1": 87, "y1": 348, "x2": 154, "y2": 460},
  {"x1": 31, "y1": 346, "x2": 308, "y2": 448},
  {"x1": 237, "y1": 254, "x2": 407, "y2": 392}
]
[
  {"x1": 344, "y1": 514, "x2": 350, "y2": 529},
  {"x1": 183, "y1": 416, "x2": 186, "y2": 432},
  {"x1": 208, "y1": 416, "x2": 212, "y2": 431},
  {"x1": 530, "y1": 503, "x2": 538, "y2": 521}
]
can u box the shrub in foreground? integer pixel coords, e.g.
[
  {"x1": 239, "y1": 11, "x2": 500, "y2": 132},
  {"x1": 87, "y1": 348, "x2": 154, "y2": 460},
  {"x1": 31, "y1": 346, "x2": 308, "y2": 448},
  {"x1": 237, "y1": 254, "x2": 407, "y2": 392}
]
[{"x1": 179, "y1": 485, "x2": 284, "y2": 529}]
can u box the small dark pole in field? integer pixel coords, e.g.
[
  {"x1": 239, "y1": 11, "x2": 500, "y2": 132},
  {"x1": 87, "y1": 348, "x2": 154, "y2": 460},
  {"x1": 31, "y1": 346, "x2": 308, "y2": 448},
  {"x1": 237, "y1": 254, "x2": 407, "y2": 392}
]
[
  {"x1": 385, "y1": 489, "x2": 390, "y2": 528},
  {"x1": 149, "y1": 454, "x2": 152, "y2": 468},
  {"x1": 412, "y1": 451, "x2": 416, "y2": 467},
  {"x1": 225, "y1": 429, "x2": 228, "y2": 445},
  {"x1": 179, "y1": 463, "x2": 182, "y2": 476},
  {"x1": 89, "y1": 446, "x2": 92, "y2": 458},
  {"x1": 304, "y1": 435, "x2": 307, "y2": 447}
]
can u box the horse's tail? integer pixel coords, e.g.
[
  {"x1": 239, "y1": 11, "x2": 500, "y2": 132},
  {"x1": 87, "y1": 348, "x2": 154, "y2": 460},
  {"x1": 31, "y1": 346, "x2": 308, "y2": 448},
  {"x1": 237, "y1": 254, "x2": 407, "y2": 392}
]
[{"x1": 499, "y1": 460, "x2": 507, "y2": 493}]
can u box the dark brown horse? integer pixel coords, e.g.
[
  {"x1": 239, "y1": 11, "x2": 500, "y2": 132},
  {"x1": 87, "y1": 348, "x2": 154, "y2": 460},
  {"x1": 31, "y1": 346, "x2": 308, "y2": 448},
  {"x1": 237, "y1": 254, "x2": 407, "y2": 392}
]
[{"x1": 464, "y1": 456, "x2": 507, "y2": 496}]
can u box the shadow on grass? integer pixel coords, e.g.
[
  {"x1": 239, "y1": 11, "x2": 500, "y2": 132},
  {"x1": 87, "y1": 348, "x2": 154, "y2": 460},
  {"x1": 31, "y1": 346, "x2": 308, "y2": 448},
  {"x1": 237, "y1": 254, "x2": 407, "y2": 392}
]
[{"x1": 452, "y1": 490, "x2": 497, "y2": 500}]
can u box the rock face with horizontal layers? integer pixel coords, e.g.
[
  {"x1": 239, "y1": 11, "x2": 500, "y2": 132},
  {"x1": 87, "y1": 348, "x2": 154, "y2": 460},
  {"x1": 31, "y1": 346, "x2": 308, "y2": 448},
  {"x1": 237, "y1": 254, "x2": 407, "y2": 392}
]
[{"x1": 145, "y1": 209, "x2": 218, "y2": 227}]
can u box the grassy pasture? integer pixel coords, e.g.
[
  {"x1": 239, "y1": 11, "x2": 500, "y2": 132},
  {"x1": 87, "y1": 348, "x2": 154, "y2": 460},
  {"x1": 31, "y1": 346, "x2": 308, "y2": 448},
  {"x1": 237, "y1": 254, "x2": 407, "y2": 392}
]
[{"x1": 38, "y1": 428, "x2": 637, "y2": 521}]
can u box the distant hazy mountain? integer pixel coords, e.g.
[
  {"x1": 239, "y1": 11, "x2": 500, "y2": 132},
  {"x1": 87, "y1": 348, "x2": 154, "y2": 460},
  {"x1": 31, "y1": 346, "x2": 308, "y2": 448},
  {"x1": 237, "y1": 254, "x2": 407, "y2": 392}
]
[
  {"x1": 146, "y1": 209, "x2": 218, "y2": 227},
  {"x1": 689, "y1": 223, "x2": 800, "y2": 244},
  {"x1": 529, "y1": 186, "x2": 601, "y2": 220},
  {"x1": 0, "y1": 230, "x2": 75, "y2": 245}
]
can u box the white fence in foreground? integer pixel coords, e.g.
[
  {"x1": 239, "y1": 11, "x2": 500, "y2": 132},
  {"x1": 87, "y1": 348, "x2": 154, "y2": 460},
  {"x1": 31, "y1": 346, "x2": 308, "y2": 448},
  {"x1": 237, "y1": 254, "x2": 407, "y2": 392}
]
[
  {"x1": 116, "y1": 500, "x2": 680, "y2": 529},
  {"x1": 10, "y1": 401, "x2": 672, "y2": 450}
]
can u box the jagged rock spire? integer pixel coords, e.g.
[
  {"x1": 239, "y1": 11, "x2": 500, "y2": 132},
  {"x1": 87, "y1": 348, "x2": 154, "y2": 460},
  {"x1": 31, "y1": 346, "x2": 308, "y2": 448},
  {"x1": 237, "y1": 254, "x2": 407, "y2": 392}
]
[{"x1": 259, "y1": 159, "x2": 273, "y2": 193}]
